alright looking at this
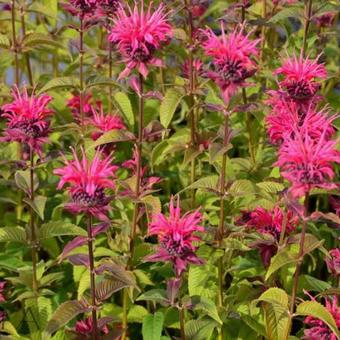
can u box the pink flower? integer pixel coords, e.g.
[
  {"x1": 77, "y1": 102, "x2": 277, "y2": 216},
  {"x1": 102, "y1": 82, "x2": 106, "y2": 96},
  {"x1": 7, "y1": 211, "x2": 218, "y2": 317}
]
[
  {"x1": 313, "y1": 12, "x2": 336, "y2": 28},
  {"x1": 191, "y1": 0, "x2": 209, "y2": 17},
  {"x1": 64, "y1": 0, "x2": 98, "y2": 18},
  {"x1": 182, "y1": 58, "x2": 204, "y2": 78},
  {"x1": 96, "y1": 0, "x2": 120, "y2": 18},
  {"x1": 54, "y1": 148, "x2": 118, "y2": 220},
  {"x1": 275, "y1": 54, "x2": 326, "y2": 102},
  {"x1": 75, "y1": 316, "x2": 109, "y2": 336},
  {"x1": 276, "y1": 130, "x2": 340, "y2": 198},
  {"x1": 0, "y1": 281, "x2": 6, "y2": 303},
  {"x1": 304, "y1": 296, "x2": 340, "y2": 340},
  {"x1": 67, "y1": 93, "x2": 97, "y2": 122},
  {"x1": 108, "y1": 2, "x2": 173, "y2": 79},
  {"x1": 236, "y1": 206, "x2": 298, "y2": 266},
  {"x1": 326, "y1": 248, "x2": 340, "y2": 277},
  {"x1": 146, "y1": 197, "x2": 204, "y2": 277},
  {"x1": 201, "y1": 23, "x2": 260, "y2": 103},
  {"x1": 88, "y1": 105, "x2": 126, "y2": 141},
  {"x1": 266, "y1": 101, "x2": 336, "y2": 145},
  {"x1": 1, "y1": 86, "x2": 53, "y2": 155}
]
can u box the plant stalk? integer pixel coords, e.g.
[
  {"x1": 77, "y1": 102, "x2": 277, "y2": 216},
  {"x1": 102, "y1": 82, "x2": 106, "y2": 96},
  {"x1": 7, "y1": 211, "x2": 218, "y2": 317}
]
[
  {"x1": 289, "y1": 192, "x2": 309, "y2": 314},
  {"x1": 260, "y1": 0, "x2": 267, "y2": 62},
  {"x1": 279, "y1": 210, "x2": 288, "y2": 246},
  {"x1": 302, "y1": 0, "x2": 313, "y2": 57},
  {"x1": 79, "y1": 17, "x2": 85, "y2": 128},
  {"x1": 217, "y1": 114, "x2": 229, "y2": 340},
  {"x1": 179, "y1": 307, "x2": 186, "y2": 340},
  {"x1": 19, "y1": 6, "x2": 33, "y2": 86},
  {"x1": 87, "y1": 214, "x2": 99, "y2": 340},
  {"x1": 29, "y1": 147, "x2": 38, "y2": 296},
  {"x1": 108, "y1": 42, "x2": 113, "y2": 114},
  {"x1": 11, "y1": 0, "x2": 19, "y2": 85}
]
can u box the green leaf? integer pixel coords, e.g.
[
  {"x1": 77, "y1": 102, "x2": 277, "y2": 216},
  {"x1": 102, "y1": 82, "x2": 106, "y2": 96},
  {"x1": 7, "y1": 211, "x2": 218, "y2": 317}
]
[
  {"x1": 265, "y1": 248, "x2": 297, "y2": 280},
  {"x1": 268, "y1": 6, "x2": 303, "y2": 23},
  {"x1": 38, "y1": 77, "x2": 79, "y2": 94},
  {"x1": 256, "y1": 181, "x2": 285, "y2": 194},
  {"x1": 0, "y1": 34, "x2": 10, "y2": 49},
  {"x1": 296, "y1": 301, "x2": 340, "y2": 339},
  {"x1": 180, "y1": 175, "x2": 219, "y2": 194},
  {"x1": 113, "y1": 92, "x2": 135, "y2": 130},
  {"x1": 190, "y1": 296, "x2": 222, "y2": 324},
  {"x1": 15, "y1": 169, "x2": 38, "y2": 194},
  {"x1": 25, "y1": 296, "x2": 52, "y2": 334},
  {"x1": 229, "y1": 179, "x2": 255, "y2": 197},
  {"x1": 258, "y1": 288, "x2": 291, "y2": 340},
  {"x1": 0, "y1": 226, "x2": 26, "y2": 243},
  {"x1": 137, "y1": 289, "x2": 169, "y2": 304},
  {"x1": 222, "y1": 238, "x2": 251, "y2": 251},
  {"x1": 141, "y1": 195, "x2": 162, "y2": 215},
  {"x1": 128, "y1": 305, "x2": 149, "y2": 323},
  {"x1": 92, "y1": 129, "x2": 135, "y2": 148},
  {"x1": 142, "y1": 312, "x2": 164, "y2": 340},
  {"x1": 24, "y1": 195, "x2": 47, "y2": 220},
  {"x1": 185, "y1": 319, "x2": 218, "y2": 340},
  {"x1": 21, "y1": 33, "x2": 62, "y2": 51},
  {"x1": 85, "y1": 76, "x2": 121, "y2": 90},
  {"x1": 39, "y1": 221, "x2": 87, "y2": 240},
  {"x1": 28, "y1": 2, "x2": 57, "y2": 18},
  {"x1": 160, "y1": 89, "x2": 183, "y2": 128},
  {"x1": 43, "y1": 300, "x2": 90, "y2": 338}
]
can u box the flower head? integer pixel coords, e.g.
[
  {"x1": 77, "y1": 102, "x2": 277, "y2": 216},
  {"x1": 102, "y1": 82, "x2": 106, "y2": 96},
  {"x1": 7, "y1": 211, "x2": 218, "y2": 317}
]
[
  {"x1": 108, "y1": 1, "x2": 173, "y2": 79},
  {"x1": 276, "y1": 130, "x2": 340, "y2": 197},
  {"x1": 146, "y1": 197, "x2": 204, "y2": 277},
  {"x1": 64, "y1": 0, "x2": 98, "y2": 18},
  {"x1": 313, "y1": 12, "x2": 336, "y2": 28},
  {"x1": 266, "y1": 100, "x2": 336, "y2": 145},
  {"x1": 1, "y1": 86, "x2": 53, "y2": 155},
  {"x1": 201, "y1": 23, "x2": 260, "y2": 103},
  {"x1": 275, "y1": 54, "x2": 326, "y2": 102},
  {"x1": 54, "y1": 148, "x2": 118, "y2": 220},
  {"x1": 88, "y1": 105, "x2": 126, "y2": 141},
  {"x1": 67, "y1": 93, "x2": 97, "y2": 122},
  {"x1": 304, "y1": 296, "x2": 340, "y2": 340},
  {"x1": 326, "y1": 248, "x2": 340, "y2": 277},
  {"x1": 96, "y1": 0, "x2": 120, "y2": 18},
  {"x1": 75, "y1": 316, "x2": 109, "y2": 337}
]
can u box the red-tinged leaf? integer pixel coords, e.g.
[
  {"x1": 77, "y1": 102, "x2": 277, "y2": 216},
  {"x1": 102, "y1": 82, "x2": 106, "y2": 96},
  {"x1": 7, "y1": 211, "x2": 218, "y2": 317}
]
[
  {"x1": 67, "y1": 254, "x2": 90, "y2": 267},
  {"x1": 59, "y1": 236, "x2": 87, "y2": 262}
]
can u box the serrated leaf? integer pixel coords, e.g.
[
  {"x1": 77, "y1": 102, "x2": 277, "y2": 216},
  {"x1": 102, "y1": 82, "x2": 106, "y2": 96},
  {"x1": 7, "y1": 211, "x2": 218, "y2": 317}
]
[
  {"x1": 15, "y1": 169, "x2": 38, "y2": 195},
  {"x1": 160, "y1": 89, "x2": 183, "y2": 128},
  {"x1": 39, "y1": 221, "x2": 87, "y2": 240},
  {"x1": 21, "y1": 33, "x2": 62, "y2": 51},
  {"x1": 38, "y1": 77, "x2": 79, "y2": 94},
  {"x1": 222, "y1": 238, "x2": 251, "y2": 251},
  {"x1": 229, "y1": 179, "x2": 255, "y2": 197},
  {"x1": 137, "y1": 289, "x2": 169, "y2": 304},
  {"x1": 43, "y1": 300, "x2": 90, "y2": 338},
  {"x1": 24, "y1": 195, "x2": 47, "y2": 220},
  {"x1": 25, "y1": 296, "x2": 52, "y2": 334},
  {"x1": 268, "y1": 6, "x2": 303, "y2": 23},
  {"x1": 256, "y1": 181, "x2": 285, "y2": 194},
  {"x1": 0, "y1": 34, "x2": 10, "y2": 49},
  {"x1": 265, "y1": 248, "x2": 297, "y2": 280},
  {"x1": 128, "y1": 305, "x2": 149, "y2": 323},
  {"x1": 190, "y1": 296, "x2": 222, "y2": 324},
  {"x1": 0, "y1": 226, "x2": 26, "y2": 243},
  {"x1": 92, "y1": 129, "x2": 135, "y2": 148},
  {"x1": 141, "y1": 195, "x2": 161, "y2": 215},
  {"x1": 180, "y1": 175, "x2": 219, "y2": 194},
  {"x1": 296, "y1": 301, "x2": 340, "y2": 339},
  {"x1": 113, "y1": 92, "x2": 134, "y2": 130},
  {"x1": 95, "y1": 277, "x2": 131, "y2": 301},
  {"x1": 185, "y1": 319, "x2": 218, "y2": 340},
  {"x1": 85, "y1": 76, "x2": 121, "y2": 90},
  {"x1": 142, "y1": 312, "x2": 164, "y2": 340},
  {"x1": 28, "y1": 2, "x2": 56, "y2": 18}
]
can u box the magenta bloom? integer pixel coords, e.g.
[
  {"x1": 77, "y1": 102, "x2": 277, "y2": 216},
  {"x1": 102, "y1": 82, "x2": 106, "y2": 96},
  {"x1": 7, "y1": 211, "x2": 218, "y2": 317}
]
[
  {"x1": 275, "y1": 54, "x2": 326, "y2": 102},
  {"x1": 313, "y1": 12, "x2": 336, "y2": 28},
  {"x1": 1, "y1": 86, "x2": 53, "y2": 155},
  {"x1": 67, "y1": 93, "x2": 97, "y2": 122},
  {"x1": 276, "y1": 130, "x2": 340, "y2": 198},
  {"x1": 108, "y1": 2, "x2": 172, "y2": 79},
  {"x1": 266, "y1": 101, "x2": 336, "y2": 145},
  {"x1": 64, "y1": 0, "x2": 98, "y2": 18},
  {"x1": 304, "y1": 297, "x2": 340, "y2": 340},
  {"x1": 146, "y1": 197, "x2": 204, "y2": 277},
  {"x1": 0, "y1": 281, "x2": 6, "y2": 303},
  {"x1": 54, "y1": 148, "x2": 118, "y2": 220},
  {"x1": 96, "y1": 0, "x2": 120, "y2": 18},
  {"x1": 237, "y1": 206, "x2": 298, "y2": 266},
  {"x1": 201, "y1": 23, "x2": 260, "y2": 103},
  {"x1": 326, "y1": 248, "x2": 340, "y2": 277},
  {"x1": 75, "y1": 316, "x2": 109, "y2": 336},
  {"x1": 88, "y1": 106, "x2": 126, "y2": 141}
]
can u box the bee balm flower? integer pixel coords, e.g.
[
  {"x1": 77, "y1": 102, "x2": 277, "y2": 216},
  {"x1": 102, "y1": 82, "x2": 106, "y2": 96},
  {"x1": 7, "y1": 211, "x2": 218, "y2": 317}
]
[
  {"x1": 146, "y1": 197, "x2": 204, "y2": 277},
  {"x1": 1, "y1": 86, "x2": 53, "y2": 155},
  {"x1": 54, "y1": 148, "x2": 118, "y2": 220},
  {"x1": 108, "y1": 2, "x2": 173, "y2": 79},
  {"x1": 201, "y1": 23, "x2": 260, "y2": 103}
]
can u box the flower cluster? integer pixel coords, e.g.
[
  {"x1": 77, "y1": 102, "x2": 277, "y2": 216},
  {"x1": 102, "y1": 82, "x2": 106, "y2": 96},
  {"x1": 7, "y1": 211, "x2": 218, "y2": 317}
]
[
  {"x1": 1, "y1": 86, "x2": 53, "y2": 156},
  {"x1": 266, "y1": 55, "x2": 339, "y2": 198},
  {"x1": 326, "y1": 248, "x2": 340, "y2": 277},
  {"x1": 304, "y1": 296, "x2": 340, "y2": 340},
  {"x1": 54, "y1": 148, "x2": 118, "y2": 220},
  {"x1": 108, "y1": 2, "x2": 173, "y2": 79},
  {"x1": 201, "y1": 23, "x2": 260, "y2": 103},
  {"x1": 146, "y1": 197, "x2": 204, "y2": 277},
  {"x1": 237, "y1": 206, "x2": 298, "y2": 266}
]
